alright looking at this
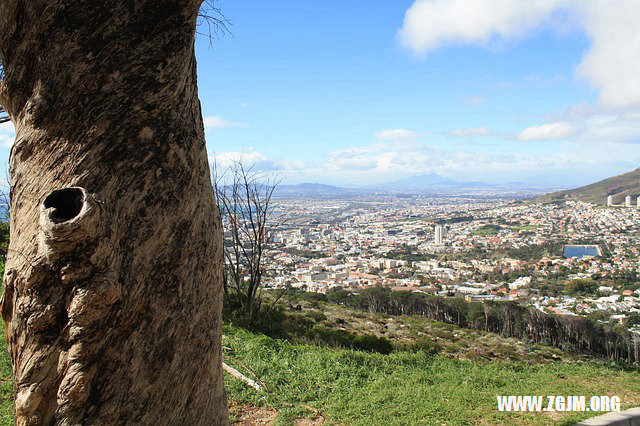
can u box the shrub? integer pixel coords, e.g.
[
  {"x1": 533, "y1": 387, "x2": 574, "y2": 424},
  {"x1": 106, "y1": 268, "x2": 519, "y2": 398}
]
[
  {"x1": 352, "y1": 334, "x2": 394, "y2": 354},
  {"x1": 305, "y1": 310, "x2": 327, "y2": 323},
  {"x1": 306, "y1": 326, "x2": 393, "y2": 354},
  {"x1": 411, "y1": 337, "x2": 442, "y2": 355}
]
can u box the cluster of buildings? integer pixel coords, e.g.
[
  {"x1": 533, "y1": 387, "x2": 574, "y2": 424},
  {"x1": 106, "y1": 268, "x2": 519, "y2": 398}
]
[{"x1": 247, "y1": 195, "x2": 640, "y2": 329}]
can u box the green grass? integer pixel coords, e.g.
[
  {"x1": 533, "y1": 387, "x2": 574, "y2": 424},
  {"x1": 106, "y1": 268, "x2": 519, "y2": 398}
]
[
  {"x1": 223, "y1": 324, "x2": 640, "y2": 425},
  {"x1": 471, "y1": 225, "x2": 502, "y2": 236},
  {"x1": 0, "y1": 324, "x2": 12, "y2": 425},
  {"x1": 511, "y1": 225, "x2": 540, "y2": 231}
]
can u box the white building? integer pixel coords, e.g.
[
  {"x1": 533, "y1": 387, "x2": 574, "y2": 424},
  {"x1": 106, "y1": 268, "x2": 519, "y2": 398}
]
[
  {"x1": 434, "y1": 225, "x2": 444, "y2": 245},
  {"x1": 414, "y1": 260, "x2": 439, "y2": 272},
  {"x1": 607, "y1": 195, "x2": 613, "y2": 206},
  {"x1": 626, "y1": 195, "x2": 633, "y2": 207},
  {"x1": 509, "y1": 276, "x2": 532, "y2": 289}
]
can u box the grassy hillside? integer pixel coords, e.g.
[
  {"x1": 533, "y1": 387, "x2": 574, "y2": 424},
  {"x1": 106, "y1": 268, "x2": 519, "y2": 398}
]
[
  {"x1": 531, "y1": 167, "x2": 640, "y2": 205},
  {"x1": 224, "y1": 324, "x2": 640, "y2": 425},
  {"x1": 262, "y1": 295, "x2": 584, "y2": 364},
  {"x1": 224, "y1": 296, "x2": 640, "y2": 424}
]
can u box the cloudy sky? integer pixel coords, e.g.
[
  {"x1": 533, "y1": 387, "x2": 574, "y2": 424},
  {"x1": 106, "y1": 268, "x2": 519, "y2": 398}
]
[{"x1": 2, "y1": 0, "x2": 640, "y2": 187}]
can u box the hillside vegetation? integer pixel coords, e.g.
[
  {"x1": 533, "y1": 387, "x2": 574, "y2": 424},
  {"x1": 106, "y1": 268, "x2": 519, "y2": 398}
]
[
  {"x1": 273, "y1": 288, "x2": 638, "y2": 364},
  {"x1": 531, "y1": 167, "x2": 640, "y2": 205},
  {"x1": 222, "y1": 294, "x2": 640, "y2": 424},
  {"x1": 258, "y1": 293, "x2": 583, "y2": 364},
  {"x1": 224, "y1": 325, "x2": 640, "y2": 425}
]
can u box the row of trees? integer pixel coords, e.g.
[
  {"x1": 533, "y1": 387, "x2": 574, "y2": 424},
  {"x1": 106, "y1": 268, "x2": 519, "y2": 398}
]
[{"x1": 324, "y1": 287, "x2": 640, "y2": 363}]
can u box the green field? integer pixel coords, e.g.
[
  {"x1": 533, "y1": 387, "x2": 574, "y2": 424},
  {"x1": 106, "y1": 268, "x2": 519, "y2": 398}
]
[
  {"x1": 511, "y1": 225, "x2": 540, "y2": 231},
  {"x1": 471, "y1": 225, "x2": 502, "y2": 236},
  {"x1": 224, "y1": 324, "x2": 640, "y2": 425}
]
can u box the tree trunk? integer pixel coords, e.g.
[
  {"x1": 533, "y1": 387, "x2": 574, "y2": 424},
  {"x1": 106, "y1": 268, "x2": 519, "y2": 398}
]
[{"x1": 0, "y1": 1, "x2": 227, "y2": 424}]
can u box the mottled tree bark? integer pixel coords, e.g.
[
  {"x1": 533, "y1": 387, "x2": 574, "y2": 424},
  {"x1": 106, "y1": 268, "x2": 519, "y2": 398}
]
[{"x1": 0, "y1": 1, "x2": 227, "y2": 424}]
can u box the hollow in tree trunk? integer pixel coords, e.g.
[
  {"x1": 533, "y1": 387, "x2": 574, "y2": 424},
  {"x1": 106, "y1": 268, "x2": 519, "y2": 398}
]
[{"x1": 0, "y1": 1, "x2": 227, "y2": 424}]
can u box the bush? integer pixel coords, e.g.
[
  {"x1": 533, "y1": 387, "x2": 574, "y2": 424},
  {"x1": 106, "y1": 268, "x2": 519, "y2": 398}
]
[
  {"x1": 305, "y1": 310, "x2": 327, "y2": 323},
  {"x1": 409, "y1": 337, "x2": 442, "y2": 355},
  {"x1": 223, "y1": 301, "x2": 290, "y2": 338},
  {"x1": 567, "y1": 279, "x2": 598, "y2": 296},
  {"x1": 305, "y1": 292, "x2": 328, "y2": 302},
  {"x1": 352, "y1": 334, "x2": 394, "y2": 354},
  {"x1": 306, "y1": 326, "x2": 393, "y2": 354}
]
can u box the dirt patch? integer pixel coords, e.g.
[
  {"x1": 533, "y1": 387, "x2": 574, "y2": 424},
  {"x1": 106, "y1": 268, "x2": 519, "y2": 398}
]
[
  {"x1": 230, "y1": 404, "x2": 325, "y2": 425},
  {"x1": 294, "y1": 405, "x2": 325, "y2": 425},
  {"x1": 294, "y1": 418, "x2": 325, "y2": 425},
  {"x1": 230, "y1": 404, "x2": 277, "y2": 425}
]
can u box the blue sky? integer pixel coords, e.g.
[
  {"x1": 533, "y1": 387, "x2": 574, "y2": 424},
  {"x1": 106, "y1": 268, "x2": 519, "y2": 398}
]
[{"x1": 2, "y1": 0, "x2": 640, "y2": 187}]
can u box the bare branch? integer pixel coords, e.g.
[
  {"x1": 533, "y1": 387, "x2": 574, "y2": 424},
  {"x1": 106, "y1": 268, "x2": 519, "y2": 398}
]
[
  {"x1": 212, "y1": 156, "x2": 283, "y2": 317},
  {"x1": 197, "y1": 0, "x2": 232, "y2": 47}
]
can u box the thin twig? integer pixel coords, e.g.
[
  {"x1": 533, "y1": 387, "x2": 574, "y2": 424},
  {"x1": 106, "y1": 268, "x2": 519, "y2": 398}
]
[{"x1": 197, "y1": 0, "x2": 232, "y2": 47}]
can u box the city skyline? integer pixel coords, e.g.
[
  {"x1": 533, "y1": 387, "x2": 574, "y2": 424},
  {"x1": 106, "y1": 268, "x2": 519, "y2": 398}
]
[{"x1": 1, "y1": 0, "x2": 640, "y2": 187}]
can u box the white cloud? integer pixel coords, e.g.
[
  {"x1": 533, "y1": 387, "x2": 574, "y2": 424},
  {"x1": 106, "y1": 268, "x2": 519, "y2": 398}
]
[
  {"x1": 0, "y1": 121, "x2": 15, "y2": 149},
  {"x1": 398, "y1": 0, "x2": 640, "y2": 108},
  {"x1": 0, "y1": 134, "x2": 13, "y2": 148},
  {"x1": 460, "y1": 96, "x2": 485, "y2": 106},
  {"x1": 576, "y1": 114, "x2": 640, "y2": 144},
  {"x1": 209, "y1": 149, "x2": 268, "y2": 169},
  {"x1": 398, "y1": 0, "x2": 569, "y2": 53},
  {"x1": 324, "y1": 138, "x2": 640, "y2": 185},
  {"x1": 576, "y1": 0, "x2": 640, "y2": 108},
  {"x1": 331, "y1": 145, "x2": 383, "y2": 158},
  {"x1": 374, "y1": 128, "x2": 419, "y2": 141},
  {"x1": 451, "y1": 127, "x2": 488, "y2": 137},
  {"x1": 624, "y1": 112, "x2": 640, "y2": 121},
  {"x1": 209, "y1": 148, "x2": 310, "y2": 174},
  {"x1": 550, "y1": 106, "x2": 640, "y2": 144},
  {"x1": 517, "y1": 121, "x2": 577, "y2": 141},
  {"x1": 0, "y1": 121, "x2": 14, "y2": 133},
  {"x1": 203, "y1": 115, "x2": 248, "y2": 129},
  {"x1": 207, "y1": 139, "x2": 640, "y2": 186},
  {"x1": 328, "y1": 155, "x2": 378, "y2": 171}
]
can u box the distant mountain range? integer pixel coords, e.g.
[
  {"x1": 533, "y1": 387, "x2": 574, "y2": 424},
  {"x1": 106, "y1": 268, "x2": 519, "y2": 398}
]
[
  {"x1": 276, "y1": 174, "x2": 553, "y2": 197},
  {"x1": 531, "y1": 167, "x2": 640, "y2": 205},
  {"x1": 374, "y1": 173, "x2": 544, "y2": 190},
  {"x1": 275, "y1": 183, "x2": 350, "y2": 196}
]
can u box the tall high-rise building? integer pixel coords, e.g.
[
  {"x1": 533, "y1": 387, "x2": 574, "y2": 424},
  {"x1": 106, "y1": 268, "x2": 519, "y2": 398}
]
[
  {"x1": 626, "y1": 195, "x2": 632, "y2": 207},
  {"x1": 434, "y1": 225, "x2": 444, "y2": 245},
  {"x1": 637, "y1": 197, "x2": 640, "y2": 208},
  {"x1": 607, "y1": 195, "x2": 613, "y2": 206}
]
